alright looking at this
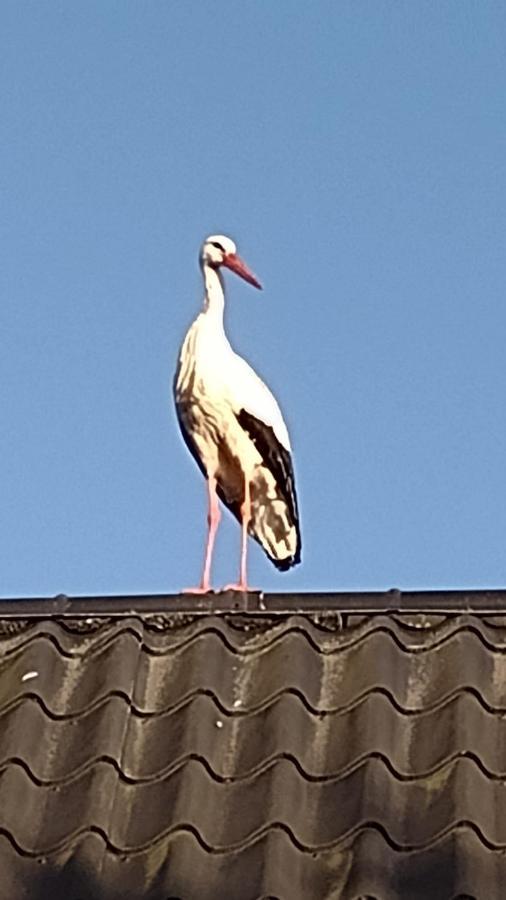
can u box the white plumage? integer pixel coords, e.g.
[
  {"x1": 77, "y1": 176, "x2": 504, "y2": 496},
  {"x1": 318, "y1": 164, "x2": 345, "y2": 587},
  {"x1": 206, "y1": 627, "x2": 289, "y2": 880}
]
[{"x1": 174, "y1": 234, "x2": 301, "y2": 592}]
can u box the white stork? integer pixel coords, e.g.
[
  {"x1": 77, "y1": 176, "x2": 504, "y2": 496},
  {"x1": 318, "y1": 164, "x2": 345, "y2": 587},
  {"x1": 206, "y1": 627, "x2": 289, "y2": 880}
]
[{"x1": 174, "y1": 234, "x2": 301, "y2": 592}]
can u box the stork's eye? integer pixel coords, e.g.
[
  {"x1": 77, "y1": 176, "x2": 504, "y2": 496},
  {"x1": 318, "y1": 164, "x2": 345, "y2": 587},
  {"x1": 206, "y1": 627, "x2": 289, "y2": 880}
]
[{"x1": 211, "y1": 241, "x2": 225, "y2": 252}]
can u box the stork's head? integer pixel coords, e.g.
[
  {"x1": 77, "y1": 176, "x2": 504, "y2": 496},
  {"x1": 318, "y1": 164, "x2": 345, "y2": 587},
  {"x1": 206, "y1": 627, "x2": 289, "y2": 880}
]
[{"x1": 200, "y1": 234, "x2": 262, "y2": 289}]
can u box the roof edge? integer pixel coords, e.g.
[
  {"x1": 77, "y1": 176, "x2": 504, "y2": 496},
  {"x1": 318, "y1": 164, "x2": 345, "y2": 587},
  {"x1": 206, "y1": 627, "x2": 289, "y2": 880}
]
[{"x1": 0, "y1": 588, "x2": 505, "y2": 617}]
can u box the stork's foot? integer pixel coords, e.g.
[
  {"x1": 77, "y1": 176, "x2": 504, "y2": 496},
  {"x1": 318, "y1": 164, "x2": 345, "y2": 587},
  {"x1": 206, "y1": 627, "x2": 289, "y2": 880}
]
[
  {"x1": 222, "y1": 582, "x2": 258, "y2": 593},
  {"x1": 182, "y1": 585, "x2": 214, "y2": 595}
]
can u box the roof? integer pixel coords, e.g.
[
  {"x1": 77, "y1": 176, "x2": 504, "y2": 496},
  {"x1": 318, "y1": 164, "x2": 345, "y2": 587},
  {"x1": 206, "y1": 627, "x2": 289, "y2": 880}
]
[{"x1": 1, "y1": 589, "x2": 506, "y2": 899}]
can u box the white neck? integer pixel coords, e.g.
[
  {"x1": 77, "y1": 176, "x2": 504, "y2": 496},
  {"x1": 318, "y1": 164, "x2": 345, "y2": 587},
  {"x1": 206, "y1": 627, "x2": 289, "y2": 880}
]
[{"x1": 202, "y1": 263, "x2": 225, "y2": 321}]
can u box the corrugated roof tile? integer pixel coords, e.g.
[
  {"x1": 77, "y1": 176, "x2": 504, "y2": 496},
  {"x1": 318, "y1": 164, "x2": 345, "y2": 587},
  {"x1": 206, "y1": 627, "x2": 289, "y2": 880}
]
[{"x1": 0, "y1": 595, "x2": 504, "y2": 898}]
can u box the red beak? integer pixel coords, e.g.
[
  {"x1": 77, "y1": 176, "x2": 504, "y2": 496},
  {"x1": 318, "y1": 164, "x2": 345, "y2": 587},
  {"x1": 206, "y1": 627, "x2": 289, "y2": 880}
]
[{"x1": 221, "y1": 253, "x2": 262, "y2": 290}]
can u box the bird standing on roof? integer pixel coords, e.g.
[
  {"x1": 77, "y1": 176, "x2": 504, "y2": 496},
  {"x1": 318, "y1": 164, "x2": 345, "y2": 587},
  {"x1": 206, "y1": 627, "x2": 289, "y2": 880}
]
[{"x1": 174, "y1": 234, "x2": 301, "y2": 593}]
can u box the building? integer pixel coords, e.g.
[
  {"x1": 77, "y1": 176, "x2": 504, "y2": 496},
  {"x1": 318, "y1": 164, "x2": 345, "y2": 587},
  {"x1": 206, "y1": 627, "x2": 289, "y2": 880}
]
[{"x1": 0, "y1": 589, "x2": 504, "y2": 899}]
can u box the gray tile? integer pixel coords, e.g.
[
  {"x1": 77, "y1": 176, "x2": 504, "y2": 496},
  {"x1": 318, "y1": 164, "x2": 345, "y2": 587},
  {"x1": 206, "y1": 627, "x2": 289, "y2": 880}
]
[{"x1": 0, "y1": 597, "x2": 504, "y2": 898}]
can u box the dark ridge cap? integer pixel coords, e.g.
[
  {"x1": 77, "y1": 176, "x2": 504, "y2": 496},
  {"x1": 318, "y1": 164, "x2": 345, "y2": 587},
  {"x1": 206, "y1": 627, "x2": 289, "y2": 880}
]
[{"x1": 0, "y1": 588, "x2": 506, "y2": 618}]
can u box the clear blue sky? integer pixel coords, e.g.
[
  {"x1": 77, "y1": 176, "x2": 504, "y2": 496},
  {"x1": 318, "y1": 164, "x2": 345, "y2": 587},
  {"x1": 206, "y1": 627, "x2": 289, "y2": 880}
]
[{"x1": 1, "y1": 1, "x2": 506, "y2": 598}]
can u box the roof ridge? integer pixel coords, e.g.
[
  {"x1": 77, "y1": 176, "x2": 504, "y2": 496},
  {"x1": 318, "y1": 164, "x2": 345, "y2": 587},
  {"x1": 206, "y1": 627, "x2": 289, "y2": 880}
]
[{"x1": 1, "y1": 587, "x2": 506, "y2": 617}]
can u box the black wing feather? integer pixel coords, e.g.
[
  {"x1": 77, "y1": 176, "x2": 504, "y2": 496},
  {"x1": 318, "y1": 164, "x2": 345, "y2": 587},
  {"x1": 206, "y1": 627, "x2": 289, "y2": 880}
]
[
  {"x1": 175, "y1": 400, "x2": 207, "y2": 478},
  {"x1": 236, "y1": 408, "x2": 301, "y2": 569},
  {"x1": 175, "y1": 397, "x2": 301, "y2": 571}
]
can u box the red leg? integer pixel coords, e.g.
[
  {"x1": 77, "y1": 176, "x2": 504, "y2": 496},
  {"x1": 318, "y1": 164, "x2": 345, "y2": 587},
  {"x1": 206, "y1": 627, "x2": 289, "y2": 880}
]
[
  {"x1": 224, "y1": 476, "x2": 256, "y2": 593},
  {"x1": 183, "y1": 476, "x2": 221, "y2": 594}
]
